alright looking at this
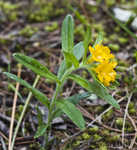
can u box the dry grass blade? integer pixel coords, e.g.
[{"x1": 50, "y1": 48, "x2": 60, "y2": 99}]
[
  {"x1": 8, "y1": 64, "x2": 22, "y2": 150},
  {"x1": 127, "y1": 113, "x2": 137, "y2": 149},
  {"x1": 122, "y1": 90, "x2": 133, "y2": 145}
]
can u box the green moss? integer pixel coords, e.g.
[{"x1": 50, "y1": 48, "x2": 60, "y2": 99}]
[
  {"x1": 118, "y1": 61, "x2": 126, "y2": 66},
  {"x1": 9, "y1": 12, "x2": 17, "y2": 21},
  {"x1": 118, "y1": 37, "x2": 128, "y2": 44},
  {"x1": 128, "y1": 102, "x2": 136, "y2": 115},
  {"x1": 55, "y1": 8, "x2": 64, "y2": 16},
  {"x1": 89, "y1": 6, "x2": 98, "y2": 13},
  {"x1": 82, "y1": 133, "x2": 91, "y2": 140},
  {"x1": 116, "y1": 118, "x2": 133, "y2": 131},
  {"x1": 133, "y1": 50, "x2": 137, "y2": 62},
  {"x1": 90, "y1": 144, "x2": 96, "y2": 149},
  {"x1": 19, "y1": 105, "x2": 24, "y2": 112},
  {"x1": 105, "y1": 0, "x2": 116, "y2": 7},
  {"x1": 45, "y1": 22, "x2": 58, "y2": 32},
  {"x1": 109, "y1": 34, "x2": 118, "y2": 42},
  {"x1": 102, "y1": 109, "x2": 113, "y2": 121},
  {"x1": 27, "y1": 1, "x2": 64, "y2": 22},
  {"x1": 107, "y1": 133, "x2": 120, "y2": 142},
  {"x1": 0, "y1": 38, "x2": 8, "y2": 44},
  {"x1": 120, "y1": 0, "x2": 126, "y2": 3},
  {"x1": 19, "y1": 25, "x2": 38, "y2": 37},
  {"x1": 128, "y1": 102, "x2": 135, "y2": 109},
  {"x1": 103, "y1": 37, "x2": 109, "y2": 44},
  {"x1": 93, "y1": 106, "x2": 104, "y2": 113},
  {"x1": 115, "y1": 118, "x2": 123, "y2": 127},
  {"x1": 98, "y1": 142, "x2": 108, "y2": 150},
  {"x1": 72, "y1": 140, "x2": 81, "y2": 147},
  {"x1": 101, "y1": 129, "x2": 110, "y2": 136},
  {"x1": 109, "y1": 43, "x2": 120, "y2": 51},
  {"x1": 76, "y1": 136, "x2": 82, "y2": 141},
  {"x1": 129, "y1": 108, "x2": 136, "y2": 115},
  {"x1": 27, "y1": 2, "x2": 53, "y2": 22},
  {"x1": 114, "y1": 26, "x2": 121, "y2": 32},
  {"x1": 0, "y1": 1, "x2": 18, "y2": 21},
  {"x1": 15, "y1": 105, "x2": 24, "y2": 120},
  {"x1": 92, "y1": 23, "x2": 104, "y2": 32},
  {"x1": 124, "y1": 76, "x2": 132, "y2": 85},
  {"x1": 89, "y1": 126, "x2": 99, "y2": 133},
  {"x1": 29, "y1": 143, "x2": 41, "y2": 149},
  {"x1": 127, "y1": 126, "x2": 134, "y2": 132},
  {"x1": 93, "y1": 134, "x2": 102, "y2": 141}
]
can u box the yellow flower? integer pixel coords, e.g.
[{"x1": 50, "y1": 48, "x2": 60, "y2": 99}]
[
  {"x1": 88, "y1": 44, "x2": 117, "y2": 86},
  {"x1": 88, "y1": 44, "x2": 114, "y2": 63},
  {"x1": 95, "y1": 60, "x2": 117, "y2": 86}
]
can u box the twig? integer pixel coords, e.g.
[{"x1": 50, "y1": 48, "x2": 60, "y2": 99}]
[
  {"x1": 0, "y1": 131, "x2": 8, "y2": 141},
  {"x1": 10, "y1": 75, "x2": 40, "y2": 150},
  {"x1": 122, "y1": 90, "x2": 133, "y2": 145},
  {"x1": 8, "y1": 64, "x2": 22, "y2": 150},
  {"x1": 0, "y1": 113, "x2": 17, "y2": 124},
  {"x1": 88, "y1": 96, "x2": 126, "y2": 127},
  {"x1": 126, "y1": 63, "x2": 137, "y2": 71},
  {"x1": 0, "y1": 136, "x2": 7, "y2": 150},
  {"x1": 127, "y1": 113, "x2": 137, "y2": 149}
]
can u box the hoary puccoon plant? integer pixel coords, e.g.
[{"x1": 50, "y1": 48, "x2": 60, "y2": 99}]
[{"x1": 4, "y1": 15, "x2": 120, "y2": 148}]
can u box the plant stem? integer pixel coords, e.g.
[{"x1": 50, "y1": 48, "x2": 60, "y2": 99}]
[
  {"x1": 46, "y1": 66, "x2": 75, "y2": 133},
  {"x1": 11, "y1": 75, "x2": 40, "y2": 150}
]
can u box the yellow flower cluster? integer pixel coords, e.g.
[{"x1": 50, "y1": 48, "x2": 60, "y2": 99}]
[{"x1": 88, "y1": 44, "x2": 117, "y2": 86}]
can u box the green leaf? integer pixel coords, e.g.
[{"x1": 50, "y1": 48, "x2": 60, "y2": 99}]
[
  {"x1": 67, "y1": 92, "x2": 92, "y2": 105},
  {"x1": 63, "y1": 51, "x2": 79, "y2": 68},
  {"x1": 57, "y1": 60, "x2": 67, "y2": 79},
  {"x1": 73, "y1": 41, "x2": 84, "y2": 61},
  {"x1": 61, "y1": 14, "x2": 74, "y2": 52},
  {"x1": 53, "y1": 92, "x2": 92, "y2": 119},
  {"x1": 69, "y1": 74, "x2": 92, "y2": 91},
  {"x1": 56, "y1": 100, "x2": 85, "y2": 130},
  {"x1": 34, "y1": 124, "x2": 48, "y2": 138},
  {"x1": 8, "y1": 83, "x2": 23, "y2": 100},
  {"x1": 13, "y1": 53, "x2": 60, "y2": 84},
  {"x1": 82, "y1": 26, "x2": 91, "y2": 63},
  {"x1": 94, "y1": 32, "x2": 103, "y2": 47},
  {"x1": 69, "y1": 74, "x2": 120, "y2": 109},
  {"x1": 36, "y1": 106, "x2": 43, "y2": 126},
  {"x1": 4, "y1": 72, "x2": 49, "y2": 108},
  {"x1": 90, "y1": 80, "x2": 120, "y2": 109}
]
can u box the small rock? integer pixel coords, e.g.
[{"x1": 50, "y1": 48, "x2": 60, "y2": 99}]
[
  {"x1": 113, "y1": 7, "x2": 135, "y2": 22},
  {"x1": 116, "y1": 52, "x2": 129, "y2": 60},
  {"x1": 20, "y1": 147, "x2": 27, "y2": 150},
  {"x1": 87, "y1": 94, "x2": 97, "y2": 101},
  {"x1": 0, "y1": 54, "x2": 10, "y2": 65},
  {"x1": 53, "y1": 124, "x2": 67, "y2": 130},
  {"x1": 52, "y1": 117, "x2": 64, "y2": 124},
  {"x1": 131, "y1": 17, "x2": 137, "y2": 30},
  {"x1": 113, "y1": 7, "x2": 137, "y2": 30}
]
